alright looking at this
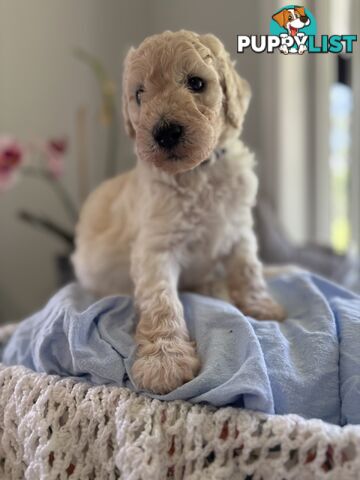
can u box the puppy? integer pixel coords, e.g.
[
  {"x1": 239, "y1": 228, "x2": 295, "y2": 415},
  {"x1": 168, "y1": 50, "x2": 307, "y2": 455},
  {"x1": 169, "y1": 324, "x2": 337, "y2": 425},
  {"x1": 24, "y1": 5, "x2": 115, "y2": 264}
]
[
  {"x1": 272, "y1": 6, "x2": 310, "y2": 37},
  {"x1": 272, "y1": 6, "x2": 311, "y2": 54},
  {"x1": 73, "y1": 30, "x2": 285, "y2": 395}
]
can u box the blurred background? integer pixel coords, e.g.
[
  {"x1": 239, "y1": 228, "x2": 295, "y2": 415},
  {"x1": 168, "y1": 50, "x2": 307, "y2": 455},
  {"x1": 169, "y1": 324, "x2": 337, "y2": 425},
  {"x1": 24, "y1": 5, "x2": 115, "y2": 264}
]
[{"x1": 0, "y1": 0, "x2": 359, "y2": 321}]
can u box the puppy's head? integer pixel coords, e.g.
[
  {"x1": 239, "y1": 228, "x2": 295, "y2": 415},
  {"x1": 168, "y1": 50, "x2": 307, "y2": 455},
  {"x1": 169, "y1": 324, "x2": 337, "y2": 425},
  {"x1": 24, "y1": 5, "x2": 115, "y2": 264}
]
[
  {"x1": 272, "y1": 6, "x2": 310, "y2": 32},
  {"x1": 122, "y1": 30, "x2": 251, "y2": 174}
]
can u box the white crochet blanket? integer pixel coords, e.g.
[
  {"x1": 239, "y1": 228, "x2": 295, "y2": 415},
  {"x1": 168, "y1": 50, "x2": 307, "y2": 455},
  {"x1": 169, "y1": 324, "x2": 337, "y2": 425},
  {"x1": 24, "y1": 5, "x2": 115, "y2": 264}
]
[{"x1": 1, "y1": 324, "x2": 360, "y2": 480}]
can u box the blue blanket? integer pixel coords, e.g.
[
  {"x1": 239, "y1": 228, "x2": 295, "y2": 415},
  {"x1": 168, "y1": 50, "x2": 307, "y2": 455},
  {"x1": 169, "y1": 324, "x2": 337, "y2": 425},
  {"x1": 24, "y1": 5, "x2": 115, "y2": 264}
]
[{"x1": 3, "y1": 273, "x2": 360, "y2": 426}]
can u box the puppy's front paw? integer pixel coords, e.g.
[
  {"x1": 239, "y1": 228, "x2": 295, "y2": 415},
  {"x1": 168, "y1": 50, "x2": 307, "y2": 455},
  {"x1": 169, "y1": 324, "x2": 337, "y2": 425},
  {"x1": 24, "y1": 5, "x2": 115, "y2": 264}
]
[
  {"x1": 131, "y1": 337, "x2": 201, "y2": 394},
  {"x1": 238, "y1": 295, "x2": 286, "y2": 321}
]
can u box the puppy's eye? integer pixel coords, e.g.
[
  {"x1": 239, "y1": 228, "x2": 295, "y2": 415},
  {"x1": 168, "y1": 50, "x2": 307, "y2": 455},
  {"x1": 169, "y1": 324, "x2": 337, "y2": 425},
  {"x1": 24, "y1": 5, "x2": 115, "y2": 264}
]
[
  {"x1": 135, "y1": 87, "x2": 144, "y2": 106},
  {"x1": 187, "y1": 76, "x2": 206, "y2": 93},
  {"x1": 288, "y1": 14, "x2": 292, "y2": 20}
]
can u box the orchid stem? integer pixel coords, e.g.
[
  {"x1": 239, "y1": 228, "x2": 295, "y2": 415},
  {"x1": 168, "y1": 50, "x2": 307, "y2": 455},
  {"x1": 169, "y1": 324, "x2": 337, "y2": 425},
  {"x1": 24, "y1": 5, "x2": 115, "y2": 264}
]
[
  {"x1": 22, "y1": 167, "x2": 78, "y2": 223},
  {"x1": 18, "y1": 210, "x2": 74, "y2": 247}
]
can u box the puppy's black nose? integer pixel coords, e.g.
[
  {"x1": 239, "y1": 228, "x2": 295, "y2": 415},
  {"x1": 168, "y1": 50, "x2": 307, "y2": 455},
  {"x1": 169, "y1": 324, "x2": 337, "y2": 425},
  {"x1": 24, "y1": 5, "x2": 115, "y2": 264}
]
[
  {"x1": 300, "y1": 15, "x2": 308, "y2": 22},
  {"x1": 153, "y1": 122, "x2": 183, "y2": 150}
]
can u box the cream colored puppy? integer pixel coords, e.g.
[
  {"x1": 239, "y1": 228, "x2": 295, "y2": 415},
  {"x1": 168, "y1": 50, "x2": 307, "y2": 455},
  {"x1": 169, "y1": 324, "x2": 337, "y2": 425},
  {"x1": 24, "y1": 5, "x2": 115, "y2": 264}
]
[{"x1": 73, "y1": 30, "x2": 285, "y2": 395}]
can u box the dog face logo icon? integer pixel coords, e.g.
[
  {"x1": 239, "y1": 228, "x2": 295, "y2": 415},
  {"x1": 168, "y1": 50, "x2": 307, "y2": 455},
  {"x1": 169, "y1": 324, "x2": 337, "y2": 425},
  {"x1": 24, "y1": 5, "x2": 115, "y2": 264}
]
[
  {"x1": 272, "y1": 6, "x2": 310, "y2": 36},
  {"x1": 270, "y1": 5, "x2": 316, "y2": 54}
]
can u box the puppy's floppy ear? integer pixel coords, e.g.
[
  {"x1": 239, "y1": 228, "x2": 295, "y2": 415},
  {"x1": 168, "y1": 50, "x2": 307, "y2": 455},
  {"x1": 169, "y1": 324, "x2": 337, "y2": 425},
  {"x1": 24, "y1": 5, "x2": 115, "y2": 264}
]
[
  {"x1": 122, "y1": 47, "x2": 136, "y2": 138},
  {"x1": 294, "y1": 6, "x2": 306, "y2": 17},
  {"x1": 198, "y1": 34, "x2": 251, "y2": 131},
  {"x1": 272, "y1": 9, "x2": 287, "y2": 27}
]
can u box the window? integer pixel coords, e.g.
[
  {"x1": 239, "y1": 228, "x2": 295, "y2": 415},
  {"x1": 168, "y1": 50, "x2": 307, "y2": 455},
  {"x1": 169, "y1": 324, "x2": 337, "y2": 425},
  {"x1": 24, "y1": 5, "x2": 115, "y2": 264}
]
[{"x1": 329, "y1": 56, "x2": 353, "y2": 252}]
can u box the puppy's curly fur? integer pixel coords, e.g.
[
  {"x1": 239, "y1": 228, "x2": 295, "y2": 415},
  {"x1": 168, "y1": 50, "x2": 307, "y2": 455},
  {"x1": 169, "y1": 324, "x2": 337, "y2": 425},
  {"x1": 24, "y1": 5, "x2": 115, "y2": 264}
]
[{"x1": 73, "y1": 30, "x2": 285, "y2": 395}]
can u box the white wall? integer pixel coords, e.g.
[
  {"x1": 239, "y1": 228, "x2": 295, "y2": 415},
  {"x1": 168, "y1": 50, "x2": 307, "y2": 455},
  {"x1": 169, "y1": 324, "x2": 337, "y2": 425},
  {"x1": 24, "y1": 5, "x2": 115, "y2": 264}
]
[
  {"x1": 0, "y1": 0, "x2": 149, "y2": 320},
  {"x1": 0, "y1": 0, "x2": 275, "y2": 321}
]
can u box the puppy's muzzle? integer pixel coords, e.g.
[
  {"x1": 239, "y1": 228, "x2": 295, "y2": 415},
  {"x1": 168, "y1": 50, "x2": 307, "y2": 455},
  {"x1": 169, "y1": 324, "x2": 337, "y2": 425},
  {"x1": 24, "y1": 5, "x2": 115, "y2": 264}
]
[{"x1": 153, "y1": 121, "x2": 184, "y2": 150}]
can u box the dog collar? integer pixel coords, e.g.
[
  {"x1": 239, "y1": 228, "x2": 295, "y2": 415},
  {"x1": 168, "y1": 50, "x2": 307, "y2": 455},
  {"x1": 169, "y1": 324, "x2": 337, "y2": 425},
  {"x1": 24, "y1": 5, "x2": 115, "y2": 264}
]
[{"x1": 201, "y1": 147, "x2": 227, "y2": 167}]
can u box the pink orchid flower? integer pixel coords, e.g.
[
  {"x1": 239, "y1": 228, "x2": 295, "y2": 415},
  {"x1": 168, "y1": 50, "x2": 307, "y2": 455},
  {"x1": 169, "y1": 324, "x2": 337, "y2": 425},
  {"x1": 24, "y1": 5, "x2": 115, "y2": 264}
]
[
  {"x1": 46, "y1": 138, "x2": 67, "y2": 179},
  {"x1": 0, "y1": 136, "x2": 23, "y2": 192}
]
